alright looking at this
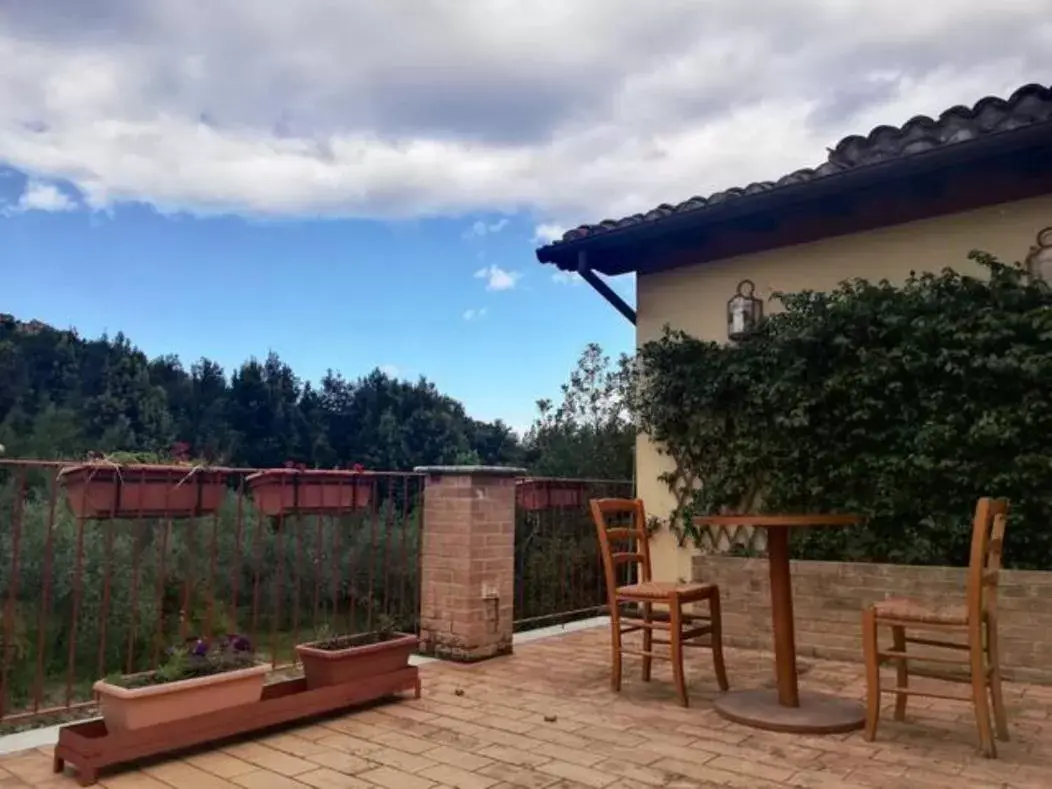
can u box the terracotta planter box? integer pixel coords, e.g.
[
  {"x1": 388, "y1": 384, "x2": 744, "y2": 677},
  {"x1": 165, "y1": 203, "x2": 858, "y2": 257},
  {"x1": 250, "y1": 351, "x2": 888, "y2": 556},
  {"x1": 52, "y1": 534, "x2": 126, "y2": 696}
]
[
  {"x1": 247, "y1": 469, "x2": 373, "y2": 516},
  {"x1": 296, "y1": 632, "x2": 418, "y2": 690},
  {"x1": 516, "y1": 479, "x2": 586, "y2": 511},
  {"x1": 56, "y1": 667, "x2": 421, "y2": 786},
  {"x1": 93, "y1": 663, "x2": 267, "y2": 732},
  {"x1": 58, "y1": 465, "x2": 227, "y2": 520}
]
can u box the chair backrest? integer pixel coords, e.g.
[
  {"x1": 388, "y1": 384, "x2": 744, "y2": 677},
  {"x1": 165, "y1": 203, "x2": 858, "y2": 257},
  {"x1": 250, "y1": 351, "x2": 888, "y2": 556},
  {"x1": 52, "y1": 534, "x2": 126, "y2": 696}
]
[
  {"x1": 589, "y1": 498, "x2": 652, "y2": 604},
  {"x1": 966, "y1": 497, "x2": 1009, "y2": 621}
]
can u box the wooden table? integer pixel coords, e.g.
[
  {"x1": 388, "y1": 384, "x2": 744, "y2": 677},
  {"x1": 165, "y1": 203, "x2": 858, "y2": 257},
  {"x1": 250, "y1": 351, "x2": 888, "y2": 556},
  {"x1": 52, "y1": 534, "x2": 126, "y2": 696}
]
[{"x1": 693, "y1": 514, "x2": 865, "y2": 734}]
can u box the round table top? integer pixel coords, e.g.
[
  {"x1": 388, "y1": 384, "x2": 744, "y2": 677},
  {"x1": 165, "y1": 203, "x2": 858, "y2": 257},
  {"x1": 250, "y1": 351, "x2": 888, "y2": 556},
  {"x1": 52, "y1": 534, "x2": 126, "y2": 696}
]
[{"x1": 692, "y1": 513, "x2": 862, "y2": 528}]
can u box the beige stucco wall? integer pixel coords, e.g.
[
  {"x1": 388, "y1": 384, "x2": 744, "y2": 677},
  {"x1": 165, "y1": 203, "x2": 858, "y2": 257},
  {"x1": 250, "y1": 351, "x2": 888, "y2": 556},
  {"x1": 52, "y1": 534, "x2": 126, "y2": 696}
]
[{"x1": 637, "y1": 193, "x2": 1052, "y2": 583}]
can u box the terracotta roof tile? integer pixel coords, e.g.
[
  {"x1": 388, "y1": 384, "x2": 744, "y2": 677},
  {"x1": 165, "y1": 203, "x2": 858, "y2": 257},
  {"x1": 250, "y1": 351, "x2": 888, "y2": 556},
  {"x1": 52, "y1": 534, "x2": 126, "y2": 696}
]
[{"x1": 542, "y1": 83, "x2": 1052, "y2": 248}]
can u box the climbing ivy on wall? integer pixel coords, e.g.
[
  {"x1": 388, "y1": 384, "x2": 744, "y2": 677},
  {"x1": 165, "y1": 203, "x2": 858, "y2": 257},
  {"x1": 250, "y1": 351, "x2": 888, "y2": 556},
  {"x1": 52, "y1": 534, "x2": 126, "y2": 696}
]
[{"x1": 628, "y1": 252, "x2": 1052, "y2": 570}]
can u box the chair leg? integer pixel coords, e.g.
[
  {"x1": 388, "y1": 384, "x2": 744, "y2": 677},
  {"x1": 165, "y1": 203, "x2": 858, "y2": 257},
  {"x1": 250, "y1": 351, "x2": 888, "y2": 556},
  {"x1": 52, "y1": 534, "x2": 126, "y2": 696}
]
[
  {"x1": 861, "y1": 607, "x2": 881, "y2": 742},
  {"x1": 669, "y1": 599, "x2": 688, "y2": 707},
  {"x1": 986, "y1": 620, "x2": 1010, "y2": 742},
  {"x1": 641, "y1": 602, "x2": 653, "y2": 683},
  {"x1": 610, "y1": 603, "x2": 623, "y2": 693},
  {"x1": 969, "y1": 621, "x2": 997, "y2": 758},
  {"x1": 708, "y1": 591, "x2": 729, "y2": 692},
  {"x1": 891, "y1": 625, "x2": 908, "y2": 722}
]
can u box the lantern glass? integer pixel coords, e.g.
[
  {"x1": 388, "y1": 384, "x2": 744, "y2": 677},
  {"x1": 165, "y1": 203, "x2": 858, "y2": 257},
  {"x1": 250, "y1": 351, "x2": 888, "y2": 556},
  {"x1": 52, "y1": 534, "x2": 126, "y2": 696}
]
[
  {"x1": 727, "y1": 279, "x2": 762, "y2": 341},
  {"x1": 1026, "y1": 227, "x2": 1052, "y2": 282}
]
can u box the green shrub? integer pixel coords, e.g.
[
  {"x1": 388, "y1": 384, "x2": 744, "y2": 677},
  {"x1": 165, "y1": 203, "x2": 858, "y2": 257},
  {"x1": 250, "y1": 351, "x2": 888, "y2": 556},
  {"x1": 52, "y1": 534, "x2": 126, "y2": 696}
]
[{"x1": 631, "y1": 252, "x2": 1052, "y2": 569}]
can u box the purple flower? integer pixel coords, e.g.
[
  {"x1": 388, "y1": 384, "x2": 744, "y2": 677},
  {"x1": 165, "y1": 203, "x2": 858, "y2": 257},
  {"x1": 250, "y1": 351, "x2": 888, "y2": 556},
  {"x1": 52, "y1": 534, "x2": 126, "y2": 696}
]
[
  {"x1": 191, "y1": 639, "x2": 209, "y2": 657},
  {"x1": 232, "y1": 636, "x2": 252, "y2": 653}
]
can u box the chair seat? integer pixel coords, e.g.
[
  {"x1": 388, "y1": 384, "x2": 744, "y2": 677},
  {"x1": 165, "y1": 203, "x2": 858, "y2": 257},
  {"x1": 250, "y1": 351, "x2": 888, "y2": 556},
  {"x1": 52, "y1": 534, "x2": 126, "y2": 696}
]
[
  {"x1": 615, "y1": 581, "x2": 716, "y2": 601},
  {"x1": 871, "y1": 596, "x2": 968, "y2": 625}
]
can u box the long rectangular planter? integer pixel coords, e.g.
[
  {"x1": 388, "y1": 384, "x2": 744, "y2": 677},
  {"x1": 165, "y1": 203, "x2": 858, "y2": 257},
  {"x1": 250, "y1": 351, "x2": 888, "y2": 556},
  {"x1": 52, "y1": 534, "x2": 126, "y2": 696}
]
[
  {"x1": 516, "y1": 479, "x2": 586, "y2": 511},
  {"x1": 296, "y1": 632, "x2": 417, "y2": 690},
  {"x1": 58, "y1": 464, "x2": 227, "y2": 520},
  {"x1": 54, "y1": 666, "x2": 420, "y2": 786},
  {"x1": 246, "y1": 469, "x2": 373, "y2": 516},
  {"x1": 93, "y1": 664, "x2": 268, "y2": 731}
]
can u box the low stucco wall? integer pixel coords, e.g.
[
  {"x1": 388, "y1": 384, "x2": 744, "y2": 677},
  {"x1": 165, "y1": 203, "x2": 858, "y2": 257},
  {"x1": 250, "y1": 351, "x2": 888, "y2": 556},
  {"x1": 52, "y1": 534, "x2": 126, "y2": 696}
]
[{"x1": 636, "y1": 193, "x2": 1052, "y2": 584}]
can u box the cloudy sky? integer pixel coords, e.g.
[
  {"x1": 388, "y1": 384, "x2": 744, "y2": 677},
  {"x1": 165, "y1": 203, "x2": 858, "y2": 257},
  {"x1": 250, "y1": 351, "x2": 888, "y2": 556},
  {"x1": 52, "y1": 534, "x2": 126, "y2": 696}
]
[{"x1": 1, "y1": 1, "x2": 1049, "y2": 431}]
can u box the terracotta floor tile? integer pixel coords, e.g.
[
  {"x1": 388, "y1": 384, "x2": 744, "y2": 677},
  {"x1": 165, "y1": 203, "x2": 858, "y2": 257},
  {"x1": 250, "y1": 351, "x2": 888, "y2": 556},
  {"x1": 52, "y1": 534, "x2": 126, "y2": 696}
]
[
  {"x1": 314, "y1": 733, "x2": 383, "y2": 756},
  {"x1": 527, "y1": 744, "x2": 604, "y2": 769},
  {"x1": 96, "y1": 770, "x2": 171, "y2": 788},
  {"x1": 226, "y1": 744, "x2": 318, "y2": 777},
  {"x1": 366, "y1": 747, "x2": 439, "y2": 774},
  {"x1": 182, "y1": 752, "x2": 258, "y2": 779},
  {"x1": 1, "y1": 753, "x2": 56, "y2": 786},
  {"x1": 366, "y1": 730, "x2": 439, "y2": 755},
  {"x1": 591, "y1": 757, "x2": 675, "y2": 787},
  {"x1": 355, "y1": 765, "x2": 435, "y2": 789},
  {"x1": 475, "y1": 745, "x2": 551, "y2": 769},
  {"x1": 422, "y1": 746, "x2": 494, "y2": 772},
  {"x1": 477, "y1": 762, "x2": 560, "y2": 788},
  {"x1": 417, "y1": 763, "x2": 500, "y2": 789},
  {"x1": 259, "y1": 734, "x2": 336, "y2": 759},
  {"x1": 303, "y1": 749, "x2": 373, "y2": 775},
  {"x1": 296, "y1": 768, "x2": 373, "y2": 788},
  {"x1": 2, "y1": 628, "x2": 1046, "y2": 788},
  {"x1": 143, "y1": 760, "x2": 242, "y2": 788},
  {"x1": 229, "y1": 769, "x2": 309, "y2": 789},
  {"x1": 535, "y1": 760, "x2": 620, "y2": 789}
]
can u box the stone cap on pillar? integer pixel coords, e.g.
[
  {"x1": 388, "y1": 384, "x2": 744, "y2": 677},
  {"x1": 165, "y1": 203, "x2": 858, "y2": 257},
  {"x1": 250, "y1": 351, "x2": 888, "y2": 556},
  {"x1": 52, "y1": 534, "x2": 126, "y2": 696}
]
[{"x1": 414, "y1": 465, "x2": 527, "y2": 478}]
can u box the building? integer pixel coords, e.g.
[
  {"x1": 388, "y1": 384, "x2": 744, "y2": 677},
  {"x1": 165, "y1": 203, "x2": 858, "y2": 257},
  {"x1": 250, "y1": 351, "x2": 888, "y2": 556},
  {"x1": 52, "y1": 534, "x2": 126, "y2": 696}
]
[{"x1": 535, "y1": 82, "x2": 1052, "y2": 582}]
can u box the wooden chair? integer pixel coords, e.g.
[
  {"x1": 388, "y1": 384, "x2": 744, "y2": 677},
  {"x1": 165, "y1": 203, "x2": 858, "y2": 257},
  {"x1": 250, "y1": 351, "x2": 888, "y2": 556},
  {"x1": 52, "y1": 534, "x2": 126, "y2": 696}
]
[
  {"x1": 862, "y1": 497, "x2": 1010, "y2": 757},
  {"x1": 590, "y1": 498, "x2": 729, "y2": 707}
]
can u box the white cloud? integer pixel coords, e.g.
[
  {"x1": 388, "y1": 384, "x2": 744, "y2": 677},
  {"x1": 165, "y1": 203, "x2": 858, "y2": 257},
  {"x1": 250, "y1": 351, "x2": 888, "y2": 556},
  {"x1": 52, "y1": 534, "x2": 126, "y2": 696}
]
[
  {"x1": 552, "y1": 270, "x2": 582, "y2": 285},
  {"x1": 8, "y1": 179, "x2": 77, "y2": 213},
  {"x1": 533, "y1": 223, "x2": 567, "y2": 244},
  {"x1": 0, "y1": 2, "x2": 1047, "y2": 228},
  {"x1": 463, "y1": 217, "x2": 510, "y2": 239},
  {"x1": 463, "y1": 307, "x2": 488, "y2": 321},
  {"x1": 378, "y1": 364, "x2": 399, "y2": 377},
  {"x1": 474, "y1": 264, "x2": 521, "y2": 291}
]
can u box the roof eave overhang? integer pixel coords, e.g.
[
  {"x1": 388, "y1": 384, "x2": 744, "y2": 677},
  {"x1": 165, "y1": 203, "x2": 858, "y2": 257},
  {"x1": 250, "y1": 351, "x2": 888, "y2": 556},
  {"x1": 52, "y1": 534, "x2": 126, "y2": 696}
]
[{"x1": 534, "y1": 121, "x2": 1052, "y2": 276}]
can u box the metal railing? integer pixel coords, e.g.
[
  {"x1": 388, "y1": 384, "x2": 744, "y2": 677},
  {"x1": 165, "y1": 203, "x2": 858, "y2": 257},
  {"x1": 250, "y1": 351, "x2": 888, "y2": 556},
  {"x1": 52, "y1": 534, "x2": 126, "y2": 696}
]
[
  {"x1": 0, "y1": 459, "x2": 635, "y2": 726},
  {"x1": 512, "y1": 477, "x2": 634, "y2": 631},
  {"x1": 0, "y1": 460, "x2": 423, "y2": 726}
]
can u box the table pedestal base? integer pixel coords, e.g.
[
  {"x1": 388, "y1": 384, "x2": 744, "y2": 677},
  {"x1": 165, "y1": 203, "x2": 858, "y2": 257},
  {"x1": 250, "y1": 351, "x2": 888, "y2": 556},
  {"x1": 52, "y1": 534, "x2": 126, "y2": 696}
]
[{"x1": 713, "y1": 689, "x2": 865, "y2": 734}]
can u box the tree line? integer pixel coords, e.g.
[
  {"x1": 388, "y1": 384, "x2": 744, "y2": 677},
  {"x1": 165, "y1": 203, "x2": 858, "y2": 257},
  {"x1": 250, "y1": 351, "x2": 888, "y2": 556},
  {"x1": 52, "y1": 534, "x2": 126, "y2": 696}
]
[{"x1": 0, "y1": 313, "x2": 633, "y2": 480}]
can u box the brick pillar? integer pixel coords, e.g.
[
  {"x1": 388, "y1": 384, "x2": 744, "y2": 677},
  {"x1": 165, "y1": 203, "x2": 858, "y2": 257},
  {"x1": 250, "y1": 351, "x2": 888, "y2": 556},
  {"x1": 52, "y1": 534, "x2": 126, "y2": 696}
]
[{"x1": 415, "y1": 465, "x2": 524, "y2": 662}]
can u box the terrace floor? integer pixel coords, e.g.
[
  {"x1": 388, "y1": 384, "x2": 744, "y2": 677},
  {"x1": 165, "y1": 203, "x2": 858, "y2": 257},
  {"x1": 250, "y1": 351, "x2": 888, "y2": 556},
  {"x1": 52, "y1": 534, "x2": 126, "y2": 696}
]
[{"x1": 1, "y1": 625, "x2": 1050, "y2": 788}]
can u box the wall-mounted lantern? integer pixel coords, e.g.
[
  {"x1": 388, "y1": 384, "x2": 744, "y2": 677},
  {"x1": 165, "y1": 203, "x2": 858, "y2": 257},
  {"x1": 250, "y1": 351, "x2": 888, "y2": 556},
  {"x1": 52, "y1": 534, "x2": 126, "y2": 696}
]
[
  {"x1": 727, "y1": 279, "x2": 763, "y2": 342},
  {"x1": 1025, "y1": 227, "x2": 1052, "y2": 283}
]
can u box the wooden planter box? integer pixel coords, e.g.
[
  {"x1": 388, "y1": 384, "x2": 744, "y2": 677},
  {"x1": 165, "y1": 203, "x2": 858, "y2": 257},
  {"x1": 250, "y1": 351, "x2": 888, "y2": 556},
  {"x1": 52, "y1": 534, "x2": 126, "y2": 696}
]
[
  {"x1": 55, "y1": 667, "x2": 420, "y2": 786},
  {"x1": 296, "y1": 632, "x2": 417, "y2": 690},
  {"x1": 58, "y1": 465, "x2": 227, "y2": 520},
  {"x1": 93, "y1": 664, "x2": 267, "y2": 732},
  {"x1": 246, "y1": 469, "x2": 373, "y2": 516},
  {"x1": 516, "y1": 479, "x2": 587, "y2": 511}
]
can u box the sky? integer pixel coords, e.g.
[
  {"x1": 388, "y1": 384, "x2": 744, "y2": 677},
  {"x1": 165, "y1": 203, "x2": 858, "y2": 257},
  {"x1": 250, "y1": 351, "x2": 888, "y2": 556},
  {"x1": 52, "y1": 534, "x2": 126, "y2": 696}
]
[{"x1": 1, "y1": 2, "x2": 1050, "y2": 434}]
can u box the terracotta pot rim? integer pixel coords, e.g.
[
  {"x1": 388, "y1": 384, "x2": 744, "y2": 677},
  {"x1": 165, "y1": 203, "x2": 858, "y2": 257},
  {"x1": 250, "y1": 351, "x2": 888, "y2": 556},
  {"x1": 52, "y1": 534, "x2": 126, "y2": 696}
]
[
  {"x1": 246, "y1": 469, "x2": 373, "y2": 483},
  {"x1": 295, "y1": 632, "x2": 417, "y2": 661},
  {"x1": 93, "y1": 663, "x2": 268, "y2": 699},
  {"x1": 516, "y1": 478, "x2": 586, "y2": 488},
  {"x1": 58, "y1": 464, "x2": 225, "y2": 480}
]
